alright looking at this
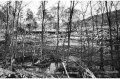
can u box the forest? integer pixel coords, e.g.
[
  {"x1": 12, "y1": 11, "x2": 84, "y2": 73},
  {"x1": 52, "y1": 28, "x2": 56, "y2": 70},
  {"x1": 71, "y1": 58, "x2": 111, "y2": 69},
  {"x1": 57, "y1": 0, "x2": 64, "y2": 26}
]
[{"x1": 0, "y1": 0, "x2": 119, "y2": 78}]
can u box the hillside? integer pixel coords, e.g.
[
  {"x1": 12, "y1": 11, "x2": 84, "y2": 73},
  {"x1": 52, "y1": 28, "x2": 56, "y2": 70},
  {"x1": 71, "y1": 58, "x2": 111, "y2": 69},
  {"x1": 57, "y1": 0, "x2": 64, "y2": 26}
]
[{"x1": 84, "y1": 10, "x2": 120, "y2": 26}]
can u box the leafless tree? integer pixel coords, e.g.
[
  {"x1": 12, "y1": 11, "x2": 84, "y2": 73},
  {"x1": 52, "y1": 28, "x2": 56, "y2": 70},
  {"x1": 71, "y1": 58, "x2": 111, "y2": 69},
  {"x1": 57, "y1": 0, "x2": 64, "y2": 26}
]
[
  {"x1": 56, "y1": 1, "x2": 60, "y2": 54},
  {"x1": 41, "y1": 1, "x2": 46, "y2": 60},
  {"x1": 89, "y1": 1, "x2": 95, "y2": 69},
  {"x1": 98, "y1": 1, "x2": 106, "y2": 73},
  {"x1": 67, "y1": 1, "x2": 75, "y2": 63},
  {"x1": 105, "y1": 1, "x2": 114, "y2": 70}
]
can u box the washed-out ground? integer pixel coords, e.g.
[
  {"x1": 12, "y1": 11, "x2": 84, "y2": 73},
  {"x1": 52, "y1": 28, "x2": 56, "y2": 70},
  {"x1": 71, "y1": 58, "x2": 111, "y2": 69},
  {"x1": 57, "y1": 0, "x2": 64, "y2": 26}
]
[{"x1": 0, "y1": 32, "x2": 118, "y2": 78}]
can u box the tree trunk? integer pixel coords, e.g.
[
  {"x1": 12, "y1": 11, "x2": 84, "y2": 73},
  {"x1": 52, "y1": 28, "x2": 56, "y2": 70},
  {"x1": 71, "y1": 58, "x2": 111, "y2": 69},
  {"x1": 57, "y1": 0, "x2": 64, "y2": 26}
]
[
  {"x1": 80, "y1": 20, "x2": 83, "y2": 60},
  {"x1": 90, "y1": 1, "x2": 94, "y2": 69},
  {"x1": 56, "y1": 1, "x2": 60, "y2": 54},
  {"x1": 5, "y1": 1, "x2": 10, "y2": 66},
  {"x1": 100, "y1": 9, "x2": 104, "y2": 71},
  {"x1": 105, "y1": 1, "x2": 114, "y2": 70},
  {"x1": 41, "y1": 1, "x2": 45, "y2": 60},
  {"x1": 67, "y1": 1, "x2": 74, "y2": 63},
  {"x1": 98, "y1": 2, "x2": 105, "y2": 73}
]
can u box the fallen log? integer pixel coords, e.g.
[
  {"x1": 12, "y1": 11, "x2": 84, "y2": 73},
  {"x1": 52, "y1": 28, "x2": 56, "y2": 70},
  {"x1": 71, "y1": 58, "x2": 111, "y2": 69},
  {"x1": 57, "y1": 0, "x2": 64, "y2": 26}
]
[
  {"x1": 33, "y1": 62, "x2": 51, "y2": 68},
  {"x1": 62, "y1": 62, "x2": 70, "y2": 78}
]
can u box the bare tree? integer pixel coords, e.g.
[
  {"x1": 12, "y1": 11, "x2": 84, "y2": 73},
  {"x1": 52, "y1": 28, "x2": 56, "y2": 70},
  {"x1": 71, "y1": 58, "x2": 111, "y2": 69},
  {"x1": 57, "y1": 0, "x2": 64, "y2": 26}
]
[
  {"x1": 80, "y1": 2, "x2": 90, "y2": 66},
  {"x1": 4, "y1": 1, "x2": 11, "y2": 66},
  {"x1": 94, "y1": 8, "x2": 99, "y2": 38},
  {"x1": 90, "y1": 1, "x2": 95, "y2": 69},
  {"x1": 112, "y1": 1, "x2": 120, "y2": 39},
  {"x1": 98, "y1": 1, "x2": 105, "y2": 73},
  {"x1": 79, "y1": 2, "x2": 89, "y2": 62},
  {"x1": 41, "y1": 1, "x2": 46, "y2": 60},
  {"x1": 56, "y1": 1, "x2": 60, "y2": 54},
  {"x1": 67, "y1": 1, "x2": 75, "y2": 63},
  {"x1": 105, "y1": 1, "x2": 114, "y2": 70}
]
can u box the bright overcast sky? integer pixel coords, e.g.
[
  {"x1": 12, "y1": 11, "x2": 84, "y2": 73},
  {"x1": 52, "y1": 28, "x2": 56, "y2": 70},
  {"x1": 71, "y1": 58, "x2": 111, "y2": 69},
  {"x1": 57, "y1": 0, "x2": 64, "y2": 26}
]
[
  {"x1": 20, "y1": 0, "x2": 120, "y2": 19},
  {"x1": 22, "y1": 0, "x2": 70, "y2": 17},
  {"x1": 22, "y1": 0, "x2": 96, "y2": 18},
  {"x1": 0, "y1": 0, "x2": 120, "y2": 19}
]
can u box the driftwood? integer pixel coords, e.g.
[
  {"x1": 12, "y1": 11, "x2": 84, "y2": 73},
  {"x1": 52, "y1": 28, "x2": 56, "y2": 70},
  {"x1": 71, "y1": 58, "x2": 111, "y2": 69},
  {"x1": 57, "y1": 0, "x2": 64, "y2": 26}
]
[{"x1": 62, "y1": 62, "x2": 70, "y2": 78}]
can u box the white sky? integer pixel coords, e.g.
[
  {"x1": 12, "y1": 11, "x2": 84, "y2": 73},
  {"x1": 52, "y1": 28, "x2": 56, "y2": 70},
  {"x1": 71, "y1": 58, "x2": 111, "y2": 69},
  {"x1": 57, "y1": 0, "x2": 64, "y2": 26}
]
[
  {"x1": 21, "y1": 0, "x2": 96, "y2": 19},
  {"x1": 22, "y1": 0, "x2": 70, "y2": 17},
  {"x1": 0, "y1": 0, "x2": 120, "y2": 19},
  {"x1": 21, "y1": 0, "x2": 120, "y2": 19}
]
